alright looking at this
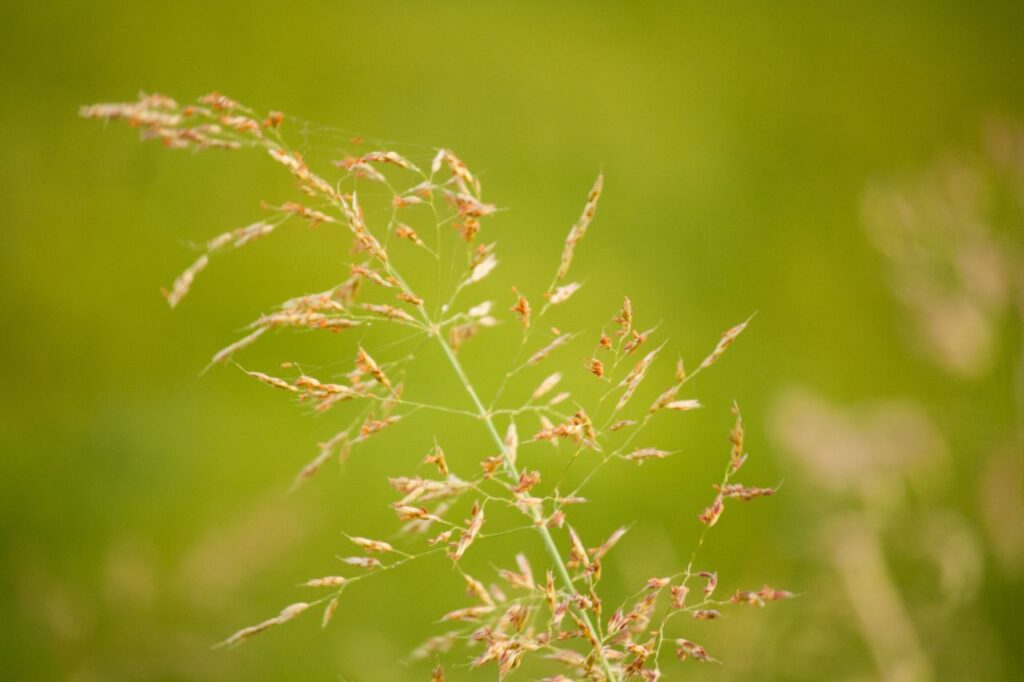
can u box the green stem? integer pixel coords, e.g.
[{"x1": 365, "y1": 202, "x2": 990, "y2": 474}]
[{"x1": 433, "y1": 331, "x2": 619, "y2": 682}]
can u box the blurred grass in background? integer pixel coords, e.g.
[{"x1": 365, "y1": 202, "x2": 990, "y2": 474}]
[{"x1": 2, "y1": 1, "x2": 1022, "y2": 680}]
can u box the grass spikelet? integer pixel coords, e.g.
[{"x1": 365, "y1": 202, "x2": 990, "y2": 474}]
[
  {"x1": 440, "y1": 605, "x2": 495, "y2": 622},
  {"x1": 247, "y1": 370, "x2": 300, "y2": 393},
  {"x1": 162, "y1": 254, "x2": 208, "y2": 307},
  {"x1": 322, "y1": 596, "x2": 340, "y2": 628},
  {"x1": 450, "y1": 501, "x2": 484, "y2": 562},
  {"x1": 613, "y1": 296, "x2": 633, "y2": 338},
  {"x1": 531, "y1": 372, "x2": 562, "y2": 400},
  {"x1": 469, "y1": 253, "x2": 498, "y2": 283},
  {"x1": 215, "y1": 602, "x2": 309, "y2": 649},
  {"x1": 547, "y1": 282, "x2": 581, "y2": 305},
  {"x1": 729, "y1": 401, "x2": 747, "y2": 472},
  {"x1": 207, "y1": 326, "x2": 267, "y2": 369},
  {"x1": 590, "y1": 526, "x2": 628, "y2": 562},
  {"x1": 615, "y1": 344, "x2": 664, "y2": 412},
  {"x1": 675, "y1": 638, "x2": 715, "y2": 662},
  {"x1": 511, "y1": 288, "x2": 531, "y2": 328},
  {"x1": 504, "y1": 422, "x2": 519, "y2": 467},
  {"x1": 424, "y1": 442, "x2": 449, "y2": 476},
  {"x1": 698, "y1": 317, "x2": 752, "y2": 371},
  {"x1": 355, "y1": 346, "x2": 393, "y2": 394},
  {"x1": 464, "y1": 574, "x2": 495, "y2": 606},
  {"x1": 349, "y1": 536, "x2": 394, "y2": 554},
  {"x1": 665, "y1": 399, "x2": 702, "y2": 411},
  {"x1": 553, "y1": 173, "x2": 604, "y2": 283},
  {"x1": 527, "y1": 333, "x2": 573, "y2": 366},
  {"x1": 624, "y1": 447, "x2": 674, "y2": 463},
  {"x1": 432, "y1": 148, "x2": 481, "y2": 197},
  {"x1": 303, "y1": 576, "x2": 347, "y2": 588},
  {"x1": 339, "y1": 556, "x2": 382, "y2": 570}
]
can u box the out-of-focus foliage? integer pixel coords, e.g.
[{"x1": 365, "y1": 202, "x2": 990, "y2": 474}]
[{"x1": 1, "y1": 1, "x2": 1022, "y2": 680}]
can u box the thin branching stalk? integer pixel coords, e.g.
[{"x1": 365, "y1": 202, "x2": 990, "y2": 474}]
[{"x1": 82, "y1": 91, "x2": 791, "y2": 680}]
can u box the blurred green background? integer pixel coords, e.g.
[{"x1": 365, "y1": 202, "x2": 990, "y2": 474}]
[{"x1": 2, "y1": 1, "x2": 1023, "y2": 680}]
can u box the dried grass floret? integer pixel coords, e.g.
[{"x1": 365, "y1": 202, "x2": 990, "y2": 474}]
[{"x1": 85, "y1": 92, "x2": 786, "y2": 679}]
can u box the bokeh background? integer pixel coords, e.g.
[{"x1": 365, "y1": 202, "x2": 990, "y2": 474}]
[{"x1": 2, "y1": 2, "x2": 1023, "y2": 680}]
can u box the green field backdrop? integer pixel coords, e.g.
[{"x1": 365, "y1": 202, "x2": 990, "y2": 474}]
[{"x1": 1, "y1": 2, "x2": 1022, "y2": 680}]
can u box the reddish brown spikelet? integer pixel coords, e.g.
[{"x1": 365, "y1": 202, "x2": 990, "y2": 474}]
[
  {"x1": 588, "y1": 358, "x2": 605, "y2": 378},
  {"x1": 758, "y1": 585, "x2": 794, "y2": 601},
  {"x1": 714, "y1": 483, "x2": 776, "y2": 500},
  {"x1": 623, "y1": 328, "x2": 651, "y2": 355},
  {"x1": 199, "y1": 91, "x2": 239, "y2": 111},
  {"x1": 394, "y1": 223, "x2": 425, "y2": 246},
  {"x1": 427, "y1": 529, "x2": 453, "y2": 546},
  {"x1": 670, "y1": 584, "x2": 689, "y2": 609},
  {"x1": 511, "y1": 289, "x2": 531, "y2": 329},
  {"x1": 356, "y1": 346, "x2": 393, "y2": 393},
  {"x1": 279, "y1": 200, "x2": 334, "y2": 226},
  {"x1": 613, "y1": 296, "x2": 633, "y2": 337},
  {"x1": 697, "y1": 570, "x2": 718, "y2": 598},
  {"x1": 450, "y1": 501, "x2": 484, "y2": 561},
  {"x1": 514, "y1": 470, "x2": 541, "y2": 494},
  {"x1": 432, "y1": 148, "x2": 481, "y2": 197},
  {"x1": 397, "y1": 290, "x2": 423, "y2": 306},
  {"x1": 480, "y1": 454, "x2": 505, "y2": 477},
  {"x1": 425, "y1": 443, "x2": 449, "y2": 476},
  {"x1": 360, "y1": 416, "x2": 399, "y2": 439},
  {"x1": 393, "y1": 504, "x2": 442, "y2": 522},
  {"x1": 363, "y1": 302, "x2": 416, "y2": 323},
  {"x1": 692, "y1": 609, "x2": 721, "y2": 620},
  {"x1": 255, "y1": 311, "x2": 361, "y2": 332},
  {"x1": 698, "y1": 495, "x2": 725, "y2": 526},
  {"x1": 449, "y1": 322, "x2": 479, "y2": 351},
  {"x1": 675, "y1": 638, "x2": 713, "y2": 662},
  {"x1": 350, "y1": 264, "x2": 395, "y2": 288},
  {"x1": 345, "y1": 193, "x2": 389, "y2": 262}
]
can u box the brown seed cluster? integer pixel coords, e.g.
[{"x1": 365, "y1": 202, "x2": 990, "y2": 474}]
[{"x1": 84, "y1": 92, "x2": 788, "y2": 680}]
